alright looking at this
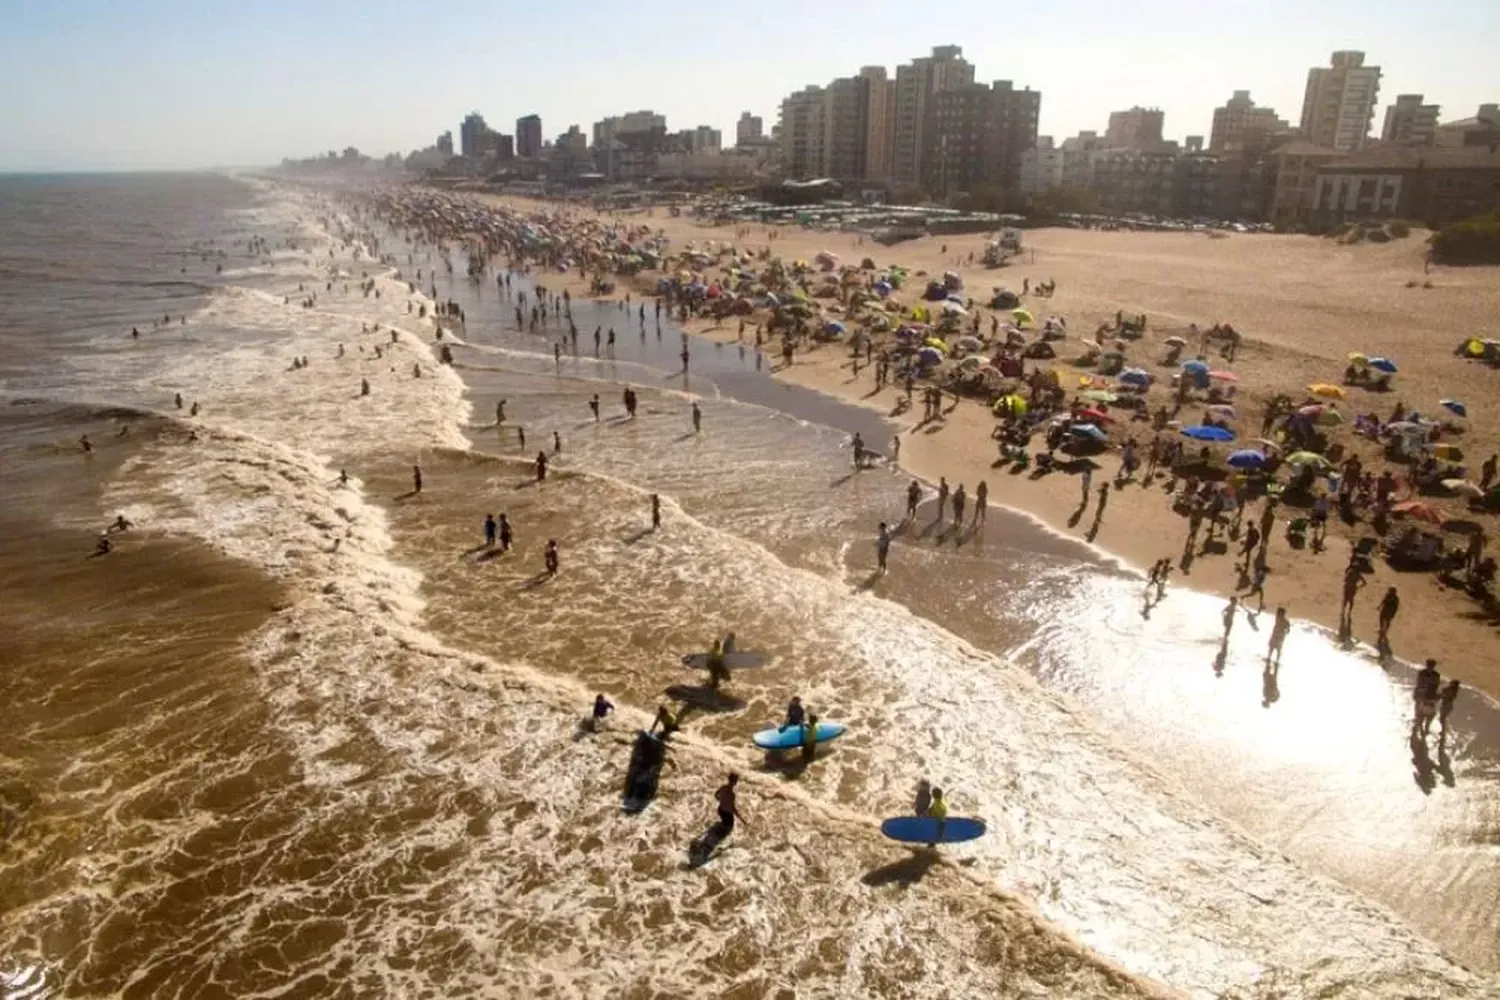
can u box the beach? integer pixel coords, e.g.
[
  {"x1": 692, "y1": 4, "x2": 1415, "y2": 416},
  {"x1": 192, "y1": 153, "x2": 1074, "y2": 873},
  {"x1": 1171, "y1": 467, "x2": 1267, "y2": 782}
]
[
  {"x1": 479, "y1": 190, "x2": 1500, "y2": 701},
  {"x1": 3, "y1": 174, "x2": 1499, "y2": 999}
]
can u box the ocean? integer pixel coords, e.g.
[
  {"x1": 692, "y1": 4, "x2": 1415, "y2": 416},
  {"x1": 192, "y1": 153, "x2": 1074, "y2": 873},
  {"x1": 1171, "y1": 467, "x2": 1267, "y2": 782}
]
[{"x1": 1, "y1": 173, "x2": 1497, "y2": 1000}]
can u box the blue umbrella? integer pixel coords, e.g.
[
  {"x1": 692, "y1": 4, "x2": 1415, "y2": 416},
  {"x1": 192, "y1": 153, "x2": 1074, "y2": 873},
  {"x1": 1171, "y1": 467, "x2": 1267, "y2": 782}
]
[
  {"x1": 1369, "y1": 357, "x2": 1398, "y2": 374},
  {"x1": 1070, "y1": 422, "x2": 1108, "y2": 441},
  {"x1": 1441, "y1": 399, "x2": 1467, "y2": 417},
  {"x1": 1227, "y1": 449, "x2": 1267, "y2": 469},
  {"x1": 1181, "y1": 360, "x2": 1209, "y2": 374},
  {"x1": 917, "y1": 346, "x2": 943, "y2": 365},
  {"x1": 1119, "y1": 369, "x2": 1152, "y2": 387},
  {"x1": 1181, "y1": 425, "x2": 1235, "y2": 442},
  {"x1": 824, "y1": 321, "x2": 846, "y2": 334}
]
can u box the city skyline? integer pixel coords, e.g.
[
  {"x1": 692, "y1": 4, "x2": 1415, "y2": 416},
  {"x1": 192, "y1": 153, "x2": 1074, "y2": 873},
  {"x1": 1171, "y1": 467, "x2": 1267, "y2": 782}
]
[{"x1": 1, "y1": 0, "x2": 1496, "y2": 171}]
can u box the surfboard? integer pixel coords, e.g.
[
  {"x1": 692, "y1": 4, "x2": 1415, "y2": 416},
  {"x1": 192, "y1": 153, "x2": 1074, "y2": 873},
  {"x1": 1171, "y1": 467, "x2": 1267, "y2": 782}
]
[
  {"x1": 751, "y1": 721, "x2": 847, "y2": 751},
  {"x1": 880, "y1": 816, "x2": 987, "y2": 844},
  {"x1": 680, "y1": 651, "x2": 771, "y2": 670}
]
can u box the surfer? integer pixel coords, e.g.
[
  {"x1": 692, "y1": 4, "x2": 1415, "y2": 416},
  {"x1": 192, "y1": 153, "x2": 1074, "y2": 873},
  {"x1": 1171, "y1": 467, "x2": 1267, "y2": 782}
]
[
  {"x1": 714, "y1": 772, "x2": 747, "y2": 837},
  {"x1": 649, "y1": 702, "x2": 680, "y2": 737},
  {"x1": 780, "y1": 696, "x2": 805, "y2": 732},
  {"x1": 705, "y1": 639, "x2": 730, "y2": 690},
  {"x1": 800, "y1": 712, "x2": 820, "y2": 762},
  {"x1": 926, "y1": 787, "x2": 948, "y2": 847}
]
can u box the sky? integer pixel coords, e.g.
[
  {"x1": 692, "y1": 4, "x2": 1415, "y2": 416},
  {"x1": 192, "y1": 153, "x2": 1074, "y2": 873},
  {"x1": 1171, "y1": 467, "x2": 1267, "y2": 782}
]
[{"x1": 1, "y1": 0, "x2": 1497, "y2": 171}]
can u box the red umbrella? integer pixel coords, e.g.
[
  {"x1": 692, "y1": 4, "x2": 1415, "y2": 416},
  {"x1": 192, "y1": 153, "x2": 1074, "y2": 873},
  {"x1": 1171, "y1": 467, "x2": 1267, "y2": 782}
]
[
  {"x1": 1209, "y1": 370, "x2": 1239, "y2": 382},
  {"x1": 1392, "y1": 500, "x2": 1445, "y2": 525},
  {"x1": 1078, "y1": 407, "x2": 1114, "y2": 423}
]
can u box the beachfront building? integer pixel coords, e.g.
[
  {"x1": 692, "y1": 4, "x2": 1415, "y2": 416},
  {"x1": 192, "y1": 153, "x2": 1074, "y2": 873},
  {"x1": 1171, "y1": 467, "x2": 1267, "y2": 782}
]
[
  {"x1": 1434, "y1": 104, "x2": 1500, "y2": 148},
  {"x1": 592, "y1": 111, "x2": 668, "y2": 183},
  {"x1": 435, "y1": 131, "x2": 454, "y2": 159},
  {"x1": 863, "y1": 67, "x2": 894, "y2": 183},
  {"x1": 550, "y1": 125, "x2": 590, "y2": 179},
  {"x1": 736, "y1": 112, "x2": 763, "y2": 146},
  {"x1": 891, "y1": 46, "x2": 974, "y2": 188},
  {"x1": 592, "y1": 111, "x2": 667, "y2": 149},
  {"x1": 778, "y1": 85, "x2": 827, "y2": 179},
  {"x1": 460, "y1": 112, "x2": 498, "y2": 159},
  {"x1": 1105, "y1": 107, "x2": 1165, "y2": 150},
  {"x1": 516, "y1": 115, "x2": 543, "y2": 159},
  {"x1": 1311, "y1": 146, "x2": 1500, "y2": 227},
  {"x1": 1381, "y1": 95, "x2": 1441, "y2": 147},
  {"x1": 1209, "y1": 91, "x2": 1290, "y2": 154},
  {"x1": 654, "y1": 151, "x2": 759, "y2": 182},
  {"x1": 920, "y1": 80, "x2": 1040, "y2": 200},
  {"x1": 1019, "y1": 136, "x2": 1064, "y2": 196},
  {"x1": 1059, "y1": 131, "x2": 1105, "y2": 190},
  {"x1": 1299, "y1": 51, "x2": 1381, "y2": 153},
  {"x1": 1264, "y1": 140, "x2": 1342, "y2": 226}
]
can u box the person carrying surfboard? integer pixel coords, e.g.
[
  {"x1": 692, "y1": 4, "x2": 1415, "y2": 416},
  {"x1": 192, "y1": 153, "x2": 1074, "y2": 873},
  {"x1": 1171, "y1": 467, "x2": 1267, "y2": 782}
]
[
  {"x1": 705, "y1": 640, "x2": 730, "y2": 690},
  {"x1": 926, "y1": 788, "x2": 948, "y2": 847},
  {"x1": 779, "y1": 696, "x2": 805, "y2": 732},
  {"x1": 913, "y1": 779, "x2": 932, "y2": 817},
  {"x1": 800, "y1": 713, "x2": 819, "y2": 762}
]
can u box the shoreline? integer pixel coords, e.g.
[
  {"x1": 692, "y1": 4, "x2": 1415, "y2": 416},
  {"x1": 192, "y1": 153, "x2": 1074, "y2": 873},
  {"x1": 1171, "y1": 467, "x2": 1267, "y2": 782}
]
[{"x1": 466, "y1": 188, "x2": 1500, "y2": 702}]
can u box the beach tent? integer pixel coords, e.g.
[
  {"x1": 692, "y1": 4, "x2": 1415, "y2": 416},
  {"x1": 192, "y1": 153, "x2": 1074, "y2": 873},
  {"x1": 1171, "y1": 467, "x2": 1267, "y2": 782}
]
[{"x1": 1285, "y1": 451, "x2": 1331, "y2": 468}]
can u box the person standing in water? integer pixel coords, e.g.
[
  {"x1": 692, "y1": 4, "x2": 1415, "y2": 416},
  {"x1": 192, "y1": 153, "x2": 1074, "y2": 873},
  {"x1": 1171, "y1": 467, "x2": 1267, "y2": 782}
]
[
  {"x1": 1267, "y1": 607, "x2": 1291, "y2": 668},
  {"x1": 714, "y1": 772, "x2": 747, "y2": 838},
  {"x1": 483, "y1": 513, "x2": 497, "y2": 548},
  {"x1": 544, "y1": 539, "x2": 559, "y2": 576},
  {"x1": 535, "y1": 451, "x2": 548, "y2": 482},
  {"x1": 800, "y1": 712, "x2": 820, "y2": 762},
  {"x1": 1376, "y1": 586, "x2": 1400, "y2": 647},
  {"x1": 906, "y1": 480, "x2": 922, "y2": 523},
  {"x1": 412, "y1": 465, "x2": 422, "y2": 494},
  {"x1": 589, "y1": 394, "x2": 600, "y2": 421},
  {"x1": 691, "y1": 402, "x2": 702, "y2": 434},
  {"x1": 952, "y1": 483, "x2": 966, "y2": 526},
  {"x1": 973, "y1": 481, "x2": 988, "y2": 526},
  {"x1": 1438, "y1": 678, "x2": 1461, "y2": 739},
  {"x1": 586, "y1": 694, "x2": 614, "y2": 733},
  {"x1": 876, "y1": 521, "x2": 891, "y2": 572},
  {"x1": 498, "y1": 513, "x2": 513, "y2": 552},
  {"x1": 651, "y1": 493, "x2": 662, "y2": 530},
  {"x1": 890, "y1": 434, "x2": 901, "y2": 467},
  {"x1": 496, "y1": 399, "x2": 506, "y2": 425}
]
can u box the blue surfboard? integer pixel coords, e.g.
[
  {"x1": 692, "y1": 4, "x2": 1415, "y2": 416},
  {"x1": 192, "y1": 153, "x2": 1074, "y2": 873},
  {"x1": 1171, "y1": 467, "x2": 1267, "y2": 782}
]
[
  {"x1": 880, "y1": 816, "x2": 986, "y2": 844},
  {"x1": 752, "y1": 721, "x2": 847, "y2": 751}
]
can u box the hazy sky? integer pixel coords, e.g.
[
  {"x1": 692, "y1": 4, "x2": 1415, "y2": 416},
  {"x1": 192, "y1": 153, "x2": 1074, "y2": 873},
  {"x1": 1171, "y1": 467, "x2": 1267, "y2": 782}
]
[{"x1": 1, "y1": 0, "x2": 1496, "y2": 171}]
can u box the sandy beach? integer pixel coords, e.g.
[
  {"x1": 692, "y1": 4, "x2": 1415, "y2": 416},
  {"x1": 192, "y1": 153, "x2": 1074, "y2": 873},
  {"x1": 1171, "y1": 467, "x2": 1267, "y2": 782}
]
[{"x1": 478, "y1": 190, "x2": 1500, "y2": 701}]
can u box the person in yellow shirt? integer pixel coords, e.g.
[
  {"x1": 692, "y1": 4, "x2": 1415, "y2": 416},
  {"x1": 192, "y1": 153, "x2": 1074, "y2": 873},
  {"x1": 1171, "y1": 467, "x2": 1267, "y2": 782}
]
[{"x1": 926, "y1": 787, "x2": 948, "y2": 848}]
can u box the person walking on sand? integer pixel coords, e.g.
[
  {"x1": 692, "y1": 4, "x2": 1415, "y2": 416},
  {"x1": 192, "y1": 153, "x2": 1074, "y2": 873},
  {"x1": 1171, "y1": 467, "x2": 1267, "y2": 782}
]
[
  {"x1": 1438, "y1": 678, "x2": 1460, "y2": 739},
  {"x1": 1413, "y1": 659, "x2": 1441, "y2": 739},
  {"x1": 651, "y1": 493, "x2": 662, "y2": 530},
  {"x1": 876, "y1": 521, "x2": 891, "y2": 573},
  {"x1": 1377, "y1": 586, "x2": 1400, "y2": 647},
  {"x1": 544, "y1": 539, "x2": 559, "y2": 576},
  {"x1": 412, "y1": 465, "x2": 422, "y2": 494},
  {"x1": 973, "y1": 481, "x2": 988, "y2": 526},
  {"x1": 1267, "y1": 607, "x2": 1291, "y2": 668}
]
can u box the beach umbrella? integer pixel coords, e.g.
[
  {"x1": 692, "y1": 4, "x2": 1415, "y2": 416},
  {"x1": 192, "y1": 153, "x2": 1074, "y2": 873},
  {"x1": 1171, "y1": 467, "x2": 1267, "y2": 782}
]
[
  {"x1": 943, "y1": 301, "x2": 967, "y2": 316},
  {"x1": 917, "y1": 346, "x2": 944, "y2": 365},
  {"x1": 1369, "y1": 357, "x2": 1398, "y2": 374},
  {"x1": 1181, "y1": 425, "x2": 1234, "y2": 442},
  {"x1": 1441, "y1": 399, "x2": 1467, "y2": 417},
  {"x1": 1078, "y1": 407, "x2": 1114, "y2": 423},
  {"x1": 924, "y1": 337, "x2": 948, "y2": 351},
  {"x1": 1227, "y1": 449, "x2": 1267, "y2": 469},
  {"x1": 1119, "y1": 368, "x2": 1152, "y2": 387},
  {"x1": 1164, "y1": 336, "x2": 1187, "y2": 347},
  {"x1": 958, "y1": 355, "x2": 984, "y2": 371},
  {"x1": 1297, "y1": 404, "x2": 1324, "y2": 418},
  {"x1": 1082, "y1": 389, "x2": 1119, "y2": 404},
  {"x1": 1347, "y1": 352, "x2": 1369, "y2": 364},
  {"x1": 993, "y1": 394, "x2": 1028, "y2": 416},
  {"x1": 1316, "y1": 408, "x2": 1345, "y2": 426},
  {"x1": 1070, "y1": 423, "x2": 1108, "y2": 441},
  {"x1": 1442, "y1": 479, "x2": 1483, "y2": 499},
  {"x1": 1307, "y1": 383, "x2": 1346, "y2": 399},
  {"x1": 1392, "y1": 500, "x2": 1446, "y2": 525},
  {"x1": 1285, "y1": 451, "x2": 1331, "y2": 468},
  {"x1": 1012, "y1": 308, "x2": 1034, "y2": 326},
  {"x1": 1209, "y1": 370, "x2": 1239, "y2": 382}
]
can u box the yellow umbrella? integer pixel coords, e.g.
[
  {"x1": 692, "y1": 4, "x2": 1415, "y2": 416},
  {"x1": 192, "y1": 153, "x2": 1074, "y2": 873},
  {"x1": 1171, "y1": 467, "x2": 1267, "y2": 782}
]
[
  {"x1": 1347, "y1": 352, "x2": 1368, "y2": 364},
  {"x1": 1012, "y1": 308, "x2": 1034, "y2": 326},
  {"x1": 1307, "y1": 384, "x2": 1346, "y2": 399},
  {"x1": 925, "y1": 337, "x2": 948, "y2": 351},
  {"x1": 993, "y1": 394, "x2": 1028, "y2": 416}
]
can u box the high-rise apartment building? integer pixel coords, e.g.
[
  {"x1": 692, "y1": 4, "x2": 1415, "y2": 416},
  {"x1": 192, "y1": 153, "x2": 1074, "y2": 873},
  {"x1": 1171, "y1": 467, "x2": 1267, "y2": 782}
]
[
  {"x1": 1299, "y1": 51, "x2": 1381, "y2": 153},
  {"x1": 436, "y1": 131, "x2": 454, "y2": 158},
  {"x1": 862, "y1": 66, "x2": 894, "y2": 182},
  {"x1": 1105, "y1": 107, "x2": 1165, "y2": 149},
  {"x1": 891, "y1": 46, "x2": 974, "y2": 187},
  {"x1": 1209, "y1": 91, "x2": 1289, "y2": 154},
  {"x1": 1381, "y1": 94, "x2": 1441, "y2": 146},
  {"x1": 592, "y1": 111, "x2": 668, "y2": 148},
  {"x1": 1020, "y1": 136, "x2": 1064, "y2": 196},
  {"x1": 516, "y1": 115, "x2": 543, "y2": 158},
  {"x1": 460, "y1": 112, "x2": 492, "y2": 158},
  {"x1": 778, "y1": 85, "x2": 827, "y2": 179},
  {"x1": 736, "y1": 112, "x2": 764, "y2": 146},
  {"x1": 921, "y1": 80, "x2": 1040, "y2": 197},
  {"x1": 1434, "y1": 104, "x2": 1500, "y2": 148}
]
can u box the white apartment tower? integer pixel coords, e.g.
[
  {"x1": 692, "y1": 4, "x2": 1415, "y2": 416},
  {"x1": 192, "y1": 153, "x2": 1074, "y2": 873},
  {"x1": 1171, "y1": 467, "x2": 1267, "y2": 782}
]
[{"x1": 1299, "y1": 51, "x2": 1381, "y2": 153}]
